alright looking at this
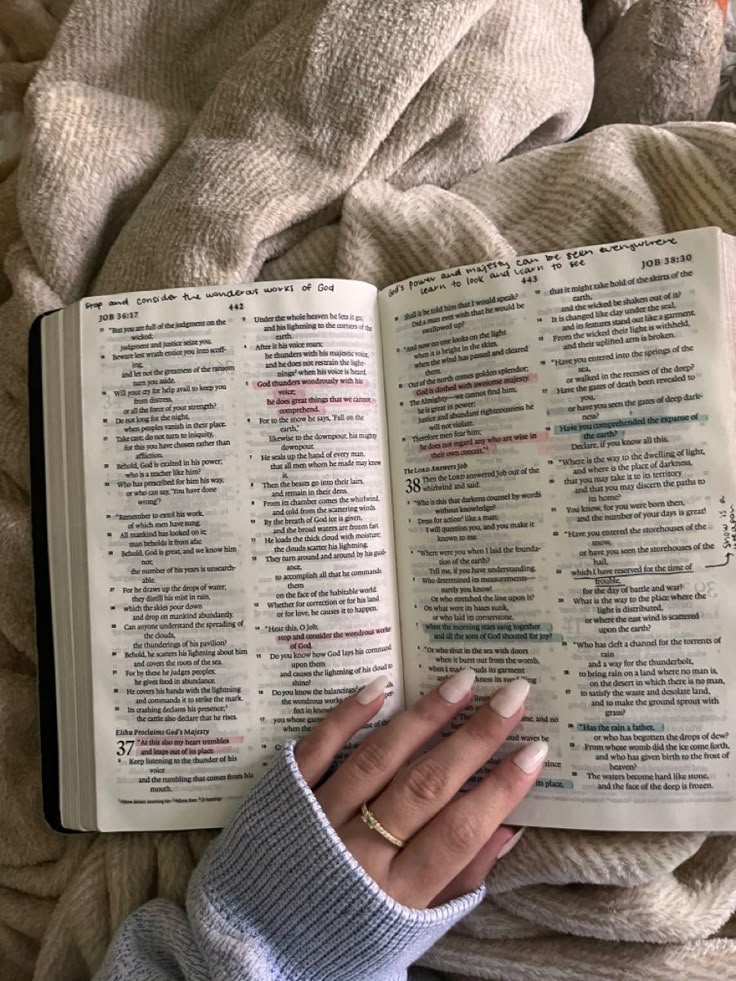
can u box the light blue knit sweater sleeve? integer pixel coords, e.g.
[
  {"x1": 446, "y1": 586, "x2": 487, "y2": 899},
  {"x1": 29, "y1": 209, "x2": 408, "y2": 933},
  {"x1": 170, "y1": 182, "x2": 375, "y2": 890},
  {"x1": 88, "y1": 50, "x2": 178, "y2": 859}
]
[{"x1": 94, "y1": 741, "x2": 485, "y2": 981}]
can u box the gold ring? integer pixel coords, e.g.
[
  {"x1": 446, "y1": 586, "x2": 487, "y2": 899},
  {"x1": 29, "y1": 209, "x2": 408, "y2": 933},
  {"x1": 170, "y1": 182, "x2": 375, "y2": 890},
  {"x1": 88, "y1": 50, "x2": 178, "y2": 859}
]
[{"x1": 360, "y1": 803, "x2": 407, "y2": 848}]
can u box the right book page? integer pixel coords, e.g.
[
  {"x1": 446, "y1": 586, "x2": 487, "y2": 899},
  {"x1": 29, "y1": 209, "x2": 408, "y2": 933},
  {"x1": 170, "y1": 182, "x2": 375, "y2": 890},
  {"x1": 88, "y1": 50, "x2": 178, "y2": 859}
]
[{"x1": 379, "y1": 227, "x2": 736, "y2": 831}]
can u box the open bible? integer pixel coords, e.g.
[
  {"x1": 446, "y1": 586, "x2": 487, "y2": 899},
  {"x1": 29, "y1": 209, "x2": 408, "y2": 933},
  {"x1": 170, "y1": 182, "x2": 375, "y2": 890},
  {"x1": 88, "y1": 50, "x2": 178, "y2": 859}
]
[{"x1": 30, "y1": 227, "x2": 736, "y2": 833}]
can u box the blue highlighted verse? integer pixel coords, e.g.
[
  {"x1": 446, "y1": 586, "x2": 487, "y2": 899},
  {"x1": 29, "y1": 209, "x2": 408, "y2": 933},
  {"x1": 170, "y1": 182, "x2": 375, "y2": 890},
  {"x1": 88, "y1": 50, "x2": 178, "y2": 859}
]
[
  {"x1": 554, "y1": 412, "x2": 707, "y2": 436},
  {"x1": 576, "y1": 722, "x2": 664, "y2": 732}
]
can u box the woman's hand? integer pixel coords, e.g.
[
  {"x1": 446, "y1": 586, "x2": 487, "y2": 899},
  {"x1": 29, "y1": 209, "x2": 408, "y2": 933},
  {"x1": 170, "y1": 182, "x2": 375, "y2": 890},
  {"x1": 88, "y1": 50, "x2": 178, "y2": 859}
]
[{"x1": 294, "y1": 669, "x2": 546, "y2": 909}]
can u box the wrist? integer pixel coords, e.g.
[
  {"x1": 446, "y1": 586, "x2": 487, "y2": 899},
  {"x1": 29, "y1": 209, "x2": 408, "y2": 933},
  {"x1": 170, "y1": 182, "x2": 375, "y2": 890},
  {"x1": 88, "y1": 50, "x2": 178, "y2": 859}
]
[{"x1": 188, "y1": 742, "x2": 484, "y2": 980}]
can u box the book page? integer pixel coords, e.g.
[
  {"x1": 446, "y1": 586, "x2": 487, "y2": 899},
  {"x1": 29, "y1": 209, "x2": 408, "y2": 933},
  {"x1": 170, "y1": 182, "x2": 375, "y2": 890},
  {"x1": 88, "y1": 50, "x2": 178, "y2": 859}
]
[
  {"x1": 380, "y1": 228, "x2": 736, "y2": 831},
  {"x1": 80, "y1": 279, "x2": 400, "y2": 831}
]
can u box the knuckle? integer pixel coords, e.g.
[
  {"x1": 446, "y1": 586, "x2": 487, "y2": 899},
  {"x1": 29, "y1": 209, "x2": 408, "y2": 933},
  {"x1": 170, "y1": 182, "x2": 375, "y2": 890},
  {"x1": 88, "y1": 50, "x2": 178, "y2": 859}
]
[
  {"x1": 403, "y1": 756, "x2": 449, "y2": 805},
  {"x1": 463, "y1": 709, "x2": 502, "y2": 747},
  {"x1": 349, "y1": 739, "x2": 389, "y2": 780},
  {"x1": 444, "y1": 810, "x2": 481, "y2": 854}
]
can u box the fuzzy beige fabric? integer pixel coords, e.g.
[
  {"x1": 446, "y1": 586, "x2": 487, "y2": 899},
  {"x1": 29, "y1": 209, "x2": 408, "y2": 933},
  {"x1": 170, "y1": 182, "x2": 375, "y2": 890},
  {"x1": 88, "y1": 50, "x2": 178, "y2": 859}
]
[
  {"x1": 1, "y1": 2, "x2": 736, "y2": 980},
  {"x1": 584, "y1": 0, "x2": 724, "y2": 128}
]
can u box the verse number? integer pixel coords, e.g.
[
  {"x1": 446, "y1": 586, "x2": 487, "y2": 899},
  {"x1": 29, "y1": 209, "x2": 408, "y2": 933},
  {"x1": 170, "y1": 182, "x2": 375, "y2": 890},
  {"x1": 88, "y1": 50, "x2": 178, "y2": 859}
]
[
  {"x1": 116, "y1": 739, "x2": 134, "y2": 757},
  {"x1": 405, "y1": 477, "x2": 422, "y2": 494}
]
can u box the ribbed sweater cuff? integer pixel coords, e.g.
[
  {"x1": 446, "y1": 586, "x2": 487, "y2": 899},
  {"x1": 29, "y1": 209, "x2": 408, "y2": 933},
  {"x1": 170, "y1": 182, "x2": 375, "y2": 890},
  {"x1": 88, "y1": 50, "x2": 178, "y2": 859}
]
[{"x1": 188, "y1": 741, "x2": 484, "y2": 981}]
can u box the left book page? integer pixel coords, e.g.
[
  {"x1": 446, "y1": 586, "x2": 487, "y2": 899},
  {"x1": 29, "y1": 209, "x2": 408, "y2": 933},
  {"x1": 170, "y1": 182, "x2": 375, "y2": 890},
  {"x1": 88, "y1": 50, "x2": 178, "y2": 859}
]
[{"x1": 79, "y1": 280, "x2": 400, "y2": 831}]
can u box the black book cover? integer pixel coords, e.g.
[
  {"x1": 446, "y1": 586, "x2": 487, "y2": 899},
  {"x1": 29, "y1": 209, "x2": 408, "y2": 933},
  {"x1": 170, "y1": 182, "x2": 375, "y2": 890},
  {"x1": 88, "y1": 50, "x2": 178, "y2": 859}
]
[{"x1": 28, "y1": 311, "x2": 76, "y2": 833}]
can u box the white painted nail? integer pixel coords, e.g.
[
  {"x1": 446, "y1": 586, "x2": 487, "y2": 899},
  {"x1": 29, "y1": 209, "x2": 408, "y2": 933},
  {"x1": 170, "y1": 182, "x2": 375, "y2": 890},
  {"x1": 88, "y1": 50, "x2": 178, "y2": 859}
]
[
  {"x1": 438, "y1": 668, "x2": 476, "y2": 703},
  {"x1": 356, "y1": 674, "x2": 389, "y2": 705},
  {"x1": 497, "y1": 828, "x2": 525, "y2": 859},
  {"x1": 512, "y1": 741, "x2": 549, "y2": 774},
  {"x1": 489, "y1": 678, "x2": 530, "y2": 718}
]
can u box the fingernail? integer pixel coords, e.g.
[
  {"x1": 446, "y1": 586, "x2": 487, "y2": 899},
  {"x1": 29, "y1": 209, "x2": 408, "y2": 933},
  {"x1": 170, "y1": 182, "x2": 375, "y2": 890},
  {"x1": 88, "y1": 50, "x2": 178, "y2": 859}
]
[
  {"x1": 512, "y1": 740, "x2": 549, "y2": 774},
  {"x1": 438, "y1": 667, "x2": 476, "y2": 703},
  {"x1": 356, "y1": 674, "x2": 389, "y2": 705},
  {"x1": 489, "y1": 678, "x2": 530, "y2": 718},
  {"x1": 497, "y1": 828, "x2": 525, "y2": 859}
]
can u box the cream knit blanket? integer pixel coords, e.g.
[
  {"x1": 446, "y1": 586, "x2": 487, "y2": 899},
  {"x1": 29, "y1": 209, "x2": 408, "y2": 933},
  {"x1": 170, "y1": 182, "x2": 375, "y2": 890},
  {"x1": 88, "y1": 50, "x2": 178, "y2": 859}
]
[{"x1": 2, "y1": 2, "x2": 736, "y2": 979}]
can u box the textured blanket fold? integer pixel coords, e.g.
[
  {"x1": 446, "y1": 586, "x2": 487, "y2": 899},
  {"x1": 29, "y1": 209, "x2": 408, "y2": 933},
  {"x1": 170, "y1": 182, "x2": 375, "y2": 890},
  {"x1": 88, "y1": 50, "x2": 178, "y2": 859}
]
[{"x1": 2, "y1": 1, "x2": 736, "y2": 979}]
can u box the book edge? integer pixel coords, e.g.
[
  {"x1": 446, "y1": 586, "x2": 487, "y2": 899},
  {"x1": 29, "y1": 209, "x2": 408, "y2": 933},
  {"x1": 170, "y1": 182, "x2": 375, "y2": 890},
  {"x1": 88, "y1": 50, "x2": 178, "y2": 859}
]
[{"x1": 29, "y1": 310, "x2": 79, "y2": 835}]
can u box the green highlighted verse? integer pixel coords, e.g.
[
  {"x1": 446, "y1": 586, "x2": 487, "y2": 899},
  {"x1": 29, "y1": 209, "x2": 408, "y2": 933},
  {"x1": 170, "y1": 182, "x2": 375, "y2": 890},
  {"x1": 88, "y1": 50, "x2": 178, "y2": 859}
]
[{"x1": 423, "y1": 622, "x2": 563, "y2": 643}]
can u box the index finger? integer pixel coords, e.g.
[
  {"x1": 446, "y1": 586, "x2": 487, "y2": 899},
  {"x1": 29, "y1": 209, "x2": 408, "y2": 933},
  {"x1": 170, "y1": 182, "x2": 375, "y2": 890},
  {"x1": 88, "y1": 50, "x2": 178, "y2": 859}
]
[
  {"x1": 294, "y1": 673, "x2": 391, "y2": 786},
  {"x1": 315, "y1": 668, "x2": 477, "y2": 825}
]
